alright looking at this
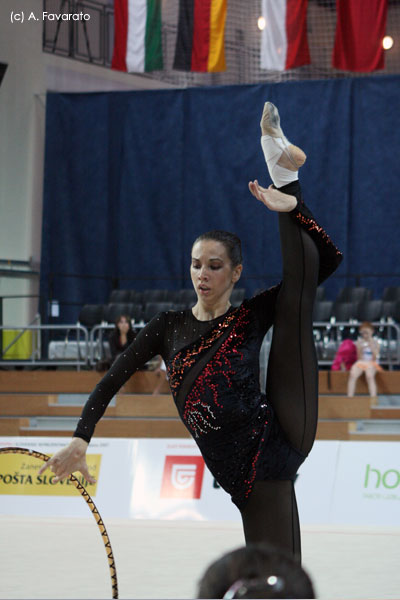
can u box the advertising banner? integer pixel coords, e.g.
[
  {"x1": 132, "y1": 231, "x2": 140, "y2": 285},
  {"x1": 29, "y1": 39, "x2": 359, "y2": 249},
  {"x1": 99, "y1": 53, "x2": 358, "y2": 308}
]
[
  {"x1": 129, "y1": 439, "x2": 342, "y2": 522},
  {"x1": 331, "y1": 441, "x2": 400, "y2": 526},
  {"x1": 1, "y1": 437, "x2": 399, "y2": 526},
  {"x1": 0, "y1": 451, "x2": 102, "y2": 496},
  {"x1": 0, "y1": 437, "x2": 137, "y2": 518},
  {"x1": 129, "y1": 439, "x2": 239, "y2": 520}
]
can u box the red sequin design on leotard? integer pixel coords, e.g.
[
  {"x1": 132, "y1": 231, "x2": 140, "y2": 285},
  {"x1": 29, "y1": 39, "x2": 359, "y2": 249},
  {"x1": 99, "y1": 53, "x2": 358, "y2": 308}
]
[
  {"x1": 293, "y1": 211, "x2": 342, "y2": 258},
  {"x1": 182, "y1": 307, "x2": 250, "y2": 438},
  {"x1": 167, "y1": 310, "x2": 238, "y2": 393},
  {"x1": 243, "y1": 431, "x2": 267, "y2": 500}
]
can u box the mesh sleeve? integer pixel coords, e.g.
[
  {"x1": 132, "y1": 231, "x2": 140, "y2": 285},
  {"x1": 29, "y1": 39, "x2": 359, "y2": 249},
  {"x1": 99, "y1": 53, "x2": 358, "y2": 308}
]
[
  {"x1": 73, "y1": 312, "x2": 167, "y2": 442},
  {"x1": 245, "y1": 283, "x2": 282, "y2": 333}
]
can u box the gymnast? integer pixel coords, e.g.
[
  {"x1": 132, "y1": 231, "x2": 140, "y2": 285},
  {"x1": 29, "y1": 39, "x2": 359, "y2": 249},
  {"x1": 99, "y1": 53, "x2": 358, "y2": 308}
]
[{"x1": 39, "y1": 102, "x2": 342, "y2": 560}]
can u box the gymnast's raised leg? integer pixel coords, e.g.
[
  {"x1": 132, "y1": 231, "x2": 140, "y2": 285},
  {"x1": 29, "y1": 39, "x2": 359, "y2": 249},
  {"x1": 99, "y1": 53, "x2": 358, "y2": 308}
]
[{"x1": 243, "y1": 103, "x2": 321, "y2": 560}]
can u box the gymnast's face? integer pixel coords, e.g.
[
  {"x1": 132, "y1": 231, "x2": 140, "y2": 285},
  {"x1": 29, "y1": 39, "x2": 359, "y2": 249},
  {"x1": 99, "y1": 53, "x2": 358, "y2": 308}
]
[{"x1": 190, "y1": 240, "x2": 242, "y2": 305}]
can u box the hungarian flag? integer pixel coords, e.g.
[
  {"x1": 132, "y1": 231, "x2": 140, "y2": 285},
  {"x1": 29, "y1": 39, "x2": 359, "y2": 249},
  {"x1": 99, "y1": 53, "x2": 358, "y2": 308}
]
[
  {"x1": 260, "y1": 0, "x2": 310, "y2": 71},
  {"x1": 332, "y1": 0, "x2": 388, "y2": 72},
  {"x1": 173, "y1": 0, "x2": 227, "y2": 72},
  {"x1": 112, "y1": 0, "x2": 163, "y2": 73}
]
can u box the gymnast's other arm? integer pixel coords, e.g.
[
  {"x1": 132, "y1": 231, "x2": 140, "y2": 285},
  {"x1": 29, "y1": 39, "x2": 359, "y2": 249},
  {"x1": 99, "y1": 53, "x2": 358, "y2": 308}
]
[
  {"x1": 248, "y1": 180, "x2": 297, "y2": 212},
  {"x1": 38, "y1": 314, "x2": 167, "y2": 482}
]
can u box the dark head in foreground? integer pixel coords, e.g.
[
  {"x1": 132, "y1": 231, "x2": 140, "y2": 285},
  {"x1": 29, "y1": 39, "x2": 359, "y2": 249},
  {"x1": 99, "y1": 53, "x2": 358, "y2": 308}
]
[{"x1": 197, "y1": 543, "x2": 315, "y2": 599}]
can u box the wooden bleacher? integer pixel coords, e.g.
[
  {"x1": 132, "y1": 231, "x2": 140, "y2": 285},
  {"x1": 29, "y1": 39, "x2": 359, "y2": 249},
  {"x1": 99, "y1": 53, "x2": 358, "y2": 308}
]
[
  {"x1": 1, "y1": 370, "x2": 400, "y2": 440},
  {"x1": 319, "y1": 370, "x2": 400, "y2": 395},
  {"x1": 0, "y1": 370, "x2": 168, "y2": 395}
]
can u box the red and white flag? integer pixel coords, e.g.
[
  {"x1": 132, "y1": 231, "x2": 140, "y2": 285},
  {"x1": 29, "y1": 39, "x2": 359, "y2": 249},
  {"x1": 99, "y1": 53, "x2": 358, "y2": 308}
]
[
  {"x1": 260, "y1": 0, "x2": 310, "y2": 71},
  {"x1": 332, "y1": 0, "x2": 388, "y2": 72}
]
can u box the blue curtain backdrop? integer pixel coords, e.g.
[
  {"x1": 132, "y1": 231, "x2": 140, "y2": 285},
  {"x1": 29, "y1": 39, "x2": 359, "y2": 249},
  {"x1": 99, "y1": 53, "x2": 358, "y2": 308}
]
[{"x1": 40, "y1": 76, "x2": 400, "y2": 323}]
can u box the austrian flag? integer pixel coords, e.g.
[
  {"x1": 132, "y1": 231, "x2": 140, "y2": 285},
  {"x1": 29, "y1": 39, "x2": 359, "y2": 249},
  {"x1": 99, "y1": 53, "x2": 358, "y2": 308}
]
[
  {"x1": 260, "y1": 0, "x2": 310, "y2": 71},
  {"x1": 112, "y1": 0, "x2": 163, "y2": 73}
]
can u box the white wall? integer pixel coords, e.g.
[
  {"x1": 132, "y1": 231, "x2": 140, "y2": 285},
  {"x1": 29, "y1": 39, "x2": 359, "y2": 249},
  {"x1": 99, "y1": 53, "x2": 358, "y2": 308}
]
[
  {"x1": 0, "y1": 0, "x2": 174, "y2": 327},
  {"x1": 0, "y1": 0, "x2": 45, "y2": 324}
]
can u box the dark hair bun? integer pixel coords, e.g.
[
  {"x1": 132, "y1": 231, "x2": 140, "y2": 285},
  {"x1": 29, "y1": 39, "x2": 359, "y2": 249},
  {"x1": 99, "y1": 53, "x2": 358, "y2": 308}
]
[{"x1": 193, "y1": 230, "x2": 242, "y2": 267}]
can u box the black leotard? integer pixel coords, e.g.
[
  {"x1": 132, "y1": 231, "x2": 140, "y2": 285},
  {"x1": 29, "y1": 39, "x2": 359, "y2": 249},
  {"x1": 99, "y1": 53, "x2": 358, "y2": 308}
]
[{"x1": 74, "y1": 185, "x2": 342, "y2": 510}]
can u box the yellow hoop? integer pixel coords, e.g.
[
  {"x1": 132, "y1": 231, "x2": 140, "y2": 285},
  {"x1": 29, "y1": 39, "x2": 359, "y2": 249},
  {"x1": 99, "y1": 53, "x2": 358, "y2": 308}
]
[{"x1": 0, "y1": 446, "x2": 118, "y2": 599}]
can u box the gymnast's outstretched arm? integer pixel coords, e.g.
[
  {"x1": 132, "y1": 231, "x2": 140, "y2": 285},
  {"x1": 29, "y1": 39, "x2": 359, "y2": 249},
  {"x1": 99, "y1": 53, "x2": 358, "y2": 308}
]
[{"x1": 38, "y1": 314, "x2": 168, "y2": 482}]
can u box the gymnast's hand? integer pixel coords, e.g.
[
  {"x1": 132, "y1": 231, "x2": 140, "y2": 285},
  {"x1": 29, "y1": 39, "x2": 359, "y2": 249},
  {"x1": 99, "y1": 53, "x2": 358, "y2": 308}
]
[
  {"x1": 37, "y1": 437, "x2": 96, "y2": 484},
  {"x1": 248, "y1": 180, "x2": 297, "y2": 212}
]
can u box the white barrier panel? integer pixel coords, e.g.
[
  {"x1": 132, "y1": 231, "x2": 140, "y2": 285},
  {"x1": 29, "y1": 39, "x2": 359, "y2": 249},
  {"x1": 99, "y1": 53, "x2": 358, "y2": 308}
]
[
  {"x1": 1, "y1": 437, "x2": 399, "y2": 526},
  {"x1": 296, "y1": 441, "x2": 340, "y2": 524},
  {"x1": 331, "y1": 441, "x2": 400, "y2": 526},
  {"x1": 130, "y1": 439, "x2": 342, "y2": 523},
  {"x1": 0, "y1": 437, "x2": 137, "y2": 518},
  {"x1": 129, "y1": 439, "x2": 239, "y2": 520}
]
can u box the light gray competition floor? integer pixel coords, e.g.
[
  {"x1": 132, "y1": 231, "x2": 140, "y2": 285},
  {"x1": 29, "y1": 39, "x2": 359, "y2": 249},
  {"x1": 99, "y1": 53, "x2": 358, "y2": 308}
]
[{"x1": 0, "y1": 516, "x2": 399, "y2": 600}]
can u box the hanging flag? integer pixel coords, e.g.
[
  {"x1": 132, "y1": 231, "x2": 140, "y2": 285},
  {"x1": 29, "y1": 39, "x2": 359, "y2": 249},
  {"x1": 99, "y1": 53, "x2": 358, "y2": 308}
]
[
  {"x1": 332, "y1": 0, "x2": 388, "y2": 72},
  {"x1": 173, "y1": 0, "x2": 227, "y2": 72},
  {"x1": 260, "y1": 0, "x2": 310, "y2": 71},
  {"x1": 112, "y1": 0, "x2": 163, "y2": 73}
]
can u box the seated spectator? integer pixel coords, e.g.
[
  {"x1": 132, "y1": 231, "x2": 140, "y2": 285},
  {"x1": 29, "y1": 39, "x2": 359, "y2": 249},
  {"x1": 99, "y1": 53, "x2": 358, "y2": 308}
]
[
  {"x1": 96, "y1": 314, "x2": 136, "y2": 372},
  {"x1": 331, "y1": 339, "x2": 357, "y2": 371},
  {"x1": 347, "y1": 321, "x2": 382, "y2": 398},
  {"x1": 197, "y1": 543, "x2": 315, "y2": 599},
  {"x1": 109, "y1": 314, "x2": 136, "y2": 364}
]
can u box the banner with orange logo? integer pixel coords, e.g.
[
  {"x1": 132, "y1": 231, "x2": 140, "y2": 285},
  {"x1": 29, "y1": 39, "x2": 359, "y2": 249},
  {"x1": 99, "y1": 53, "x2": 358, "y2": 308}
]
[{"x1": 1, "y1": 437, "x2": 399, "y2": 525}]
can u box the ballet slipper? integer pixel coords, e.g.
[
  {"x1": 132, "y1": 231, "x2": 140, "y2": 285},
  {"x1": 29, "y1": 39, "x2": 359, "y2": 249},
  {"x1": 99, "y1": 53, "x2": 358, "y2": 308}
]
[
  {"x1": 260, "y1": 101, "x2": 285, "y2": 138},
  {"x1": 260, "y1": 102, "x2": 306, "y2": 171}
]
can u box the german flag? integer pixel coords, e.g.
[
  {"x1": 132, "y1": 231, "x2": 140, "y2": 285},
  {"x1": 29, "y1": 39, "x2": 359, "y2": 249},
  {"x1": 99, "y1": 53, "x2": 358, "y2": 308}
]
[{"x1": 173, "y1": 0, "x2": 227, "y2": 72}]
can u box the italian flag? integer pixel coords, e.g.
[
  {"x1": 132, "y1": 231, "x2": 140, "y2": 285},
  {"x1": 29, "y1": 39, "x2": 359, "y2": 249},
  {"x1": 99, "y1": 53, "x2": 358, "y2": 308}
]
[
  {"x1": 112, "y1": 0, "x2": 163, "y2": 73},
  {"x1": 260, "y1": 0, "x2": 310, "y2": 71},
  {"x1": 173, "y1": 0, "x2": 227, "y2": 72}
]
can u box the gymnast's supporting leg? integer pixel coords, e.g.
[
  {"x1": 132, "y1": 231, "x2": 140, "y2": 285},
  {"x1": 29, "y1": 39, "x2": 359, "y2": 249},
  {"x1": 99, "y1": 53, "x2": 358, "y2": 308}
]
[
  {"x1": 241, "y1": 209, "x2": 320, "y2": 561},
  {"x1": 241, "y1": 479, "x2": 301, "y2": 557}
]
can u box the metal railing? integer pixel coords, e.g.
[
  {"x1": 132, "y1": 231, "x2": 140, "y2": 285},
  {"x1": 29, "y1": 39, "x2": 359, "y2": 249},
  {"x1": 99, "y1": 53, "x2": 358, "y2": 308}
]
[
  {"x1": 313, "y1": 321, "x2": 400, "y2": 369},
  {"x1": 0, "y1": 324, "x2": 89, "y2": 370},
  {"x1": 89, "y1": 322, "x2": 146, "y2": 365},
  {"x1": 0, "y1": 320, "x2": 398, "y2": 370}
]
